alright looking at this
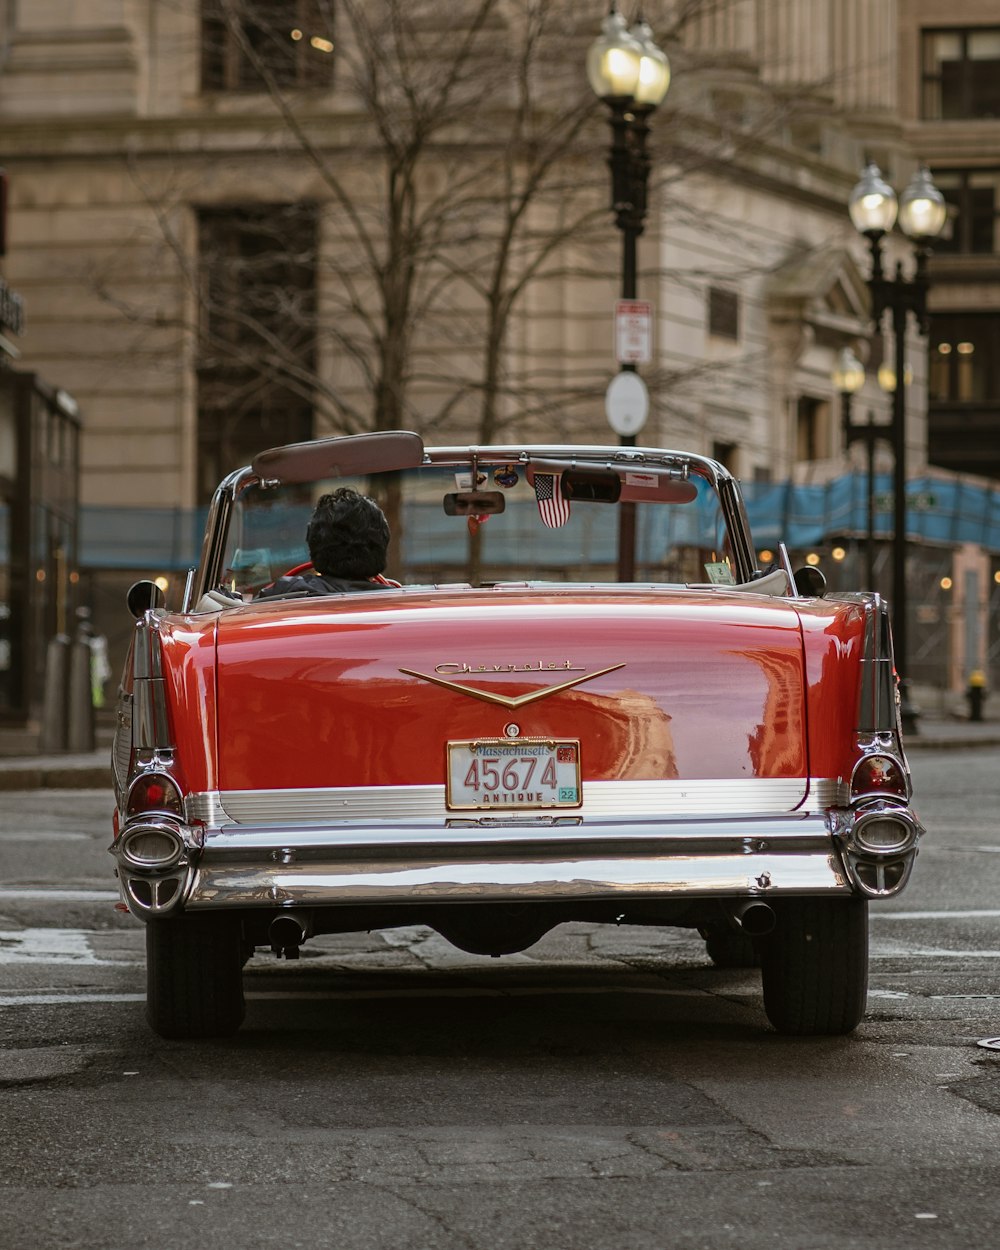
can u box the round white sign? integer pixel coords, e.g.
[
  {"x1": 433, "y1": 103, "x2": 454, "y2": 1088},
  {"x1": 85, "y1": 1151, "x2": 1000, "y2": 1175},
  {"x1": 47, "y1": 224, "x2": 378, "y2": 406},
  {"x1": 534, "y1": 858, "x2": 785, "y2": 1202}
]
[{"x1": 605, "y1": 371, "x2": 649, "y2": 437}]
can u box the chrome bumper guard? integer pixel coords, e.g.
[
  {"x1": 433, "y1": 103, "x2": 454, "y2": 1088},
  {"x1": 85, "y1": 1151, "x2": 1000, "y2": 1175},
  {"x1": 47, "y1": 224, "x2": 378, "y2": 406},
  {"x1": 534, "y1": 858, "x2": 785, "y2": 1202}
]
[{"x1": 832, "y1": 800, "x2": 924, "y2": 898}]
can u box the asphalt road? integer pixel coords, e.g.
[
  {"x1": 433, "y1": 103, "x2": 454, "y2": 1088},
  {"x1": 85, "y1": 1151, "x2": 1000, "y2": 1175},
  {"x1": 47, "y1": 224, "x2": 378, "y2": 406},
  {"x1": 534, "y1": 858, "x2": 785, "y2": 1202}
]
[{"x1": 2, "y1": 749, "x2": 1000, "y2": 1250}]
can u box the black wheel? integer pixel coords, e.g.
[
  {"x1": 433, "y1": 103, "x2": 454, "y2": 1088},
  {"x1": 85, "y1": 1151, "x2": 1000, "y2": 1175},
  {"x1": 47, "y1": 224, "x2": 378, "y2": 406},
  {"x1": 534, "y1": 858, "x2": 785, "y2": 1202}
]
[
  {"x1": 760, "y1": 897, "x2": 868, "y2": 1036},
  {"x1": 702, "y1": 922, "x2": 761, "y2": 969},
  {"x1": 146, "y1": 913, "x2": 246, "y2": 1039}
]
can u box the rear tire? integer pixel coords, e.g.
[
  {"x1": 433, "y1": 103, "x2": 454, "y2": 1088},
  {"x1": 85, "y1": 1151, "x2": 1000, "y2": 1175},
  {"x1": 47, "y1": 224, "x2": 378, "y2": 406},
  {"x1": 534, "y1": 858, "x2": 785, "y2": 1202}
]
[
  {"x1": 760, "y1": 897, "x2": 868, "y2": 1036},
  {"x1": 702, "y1": 922, "x2": 761, "y2": 969},
  {"x1": 146, "y1": 913, "x2": 246, "y2": 1039}
]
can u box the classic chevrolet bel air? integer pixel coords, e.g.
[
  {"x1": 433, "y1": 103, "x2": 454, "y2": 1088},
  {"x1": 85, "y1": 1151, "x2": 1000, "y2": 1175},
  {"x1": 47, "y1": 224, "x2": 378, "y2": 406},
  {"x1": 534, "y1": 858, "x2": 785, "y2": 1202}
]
[{"x1": 110, "y1": 432, "x2": 922, "y2": 1038}]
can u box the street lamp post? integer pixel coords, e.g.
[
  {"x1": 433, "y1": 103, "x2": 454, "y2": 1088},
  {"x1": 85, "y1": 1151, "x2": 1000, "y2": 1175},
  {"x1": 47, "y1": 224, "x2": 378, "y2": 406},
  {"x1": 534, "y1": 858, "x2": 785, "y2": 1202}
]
[
  {"x1": 848, "y1": 163, "x2": 947, "y2": 734},
  {"x1": 832, "y1": 346, "x2": 891, "y2": 593},
  {"x1": 588, "y1": 6, "x2": 670, "y2": 581}
]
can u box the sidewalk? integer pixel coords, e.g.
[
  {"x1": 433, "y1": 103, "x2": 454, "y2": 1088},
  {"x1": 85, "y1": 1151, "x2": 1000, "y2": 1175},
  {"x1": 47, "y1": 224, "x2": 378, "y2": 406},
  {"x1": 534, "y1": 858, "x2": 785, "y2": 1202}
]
[
  {"x1": 0, "y1": 716, "x2": 996, "y2": 791},
  {"x1": 905, "y1": 716, "x2": 1000, "y2": 751},
  {"x1": 0, "y1": 749, "x2": 113, "y2": 791}
]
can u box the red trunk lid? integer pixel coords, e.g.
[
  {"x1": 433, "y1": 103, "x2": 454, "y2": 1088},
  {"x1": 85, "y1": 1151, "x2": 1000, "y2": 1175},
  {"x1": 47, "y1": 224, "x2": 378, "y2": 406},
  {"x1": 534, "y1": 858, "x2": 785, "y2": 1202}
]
[{"x1": 211, "y1": 589, "x2": 810, "y2": 801}]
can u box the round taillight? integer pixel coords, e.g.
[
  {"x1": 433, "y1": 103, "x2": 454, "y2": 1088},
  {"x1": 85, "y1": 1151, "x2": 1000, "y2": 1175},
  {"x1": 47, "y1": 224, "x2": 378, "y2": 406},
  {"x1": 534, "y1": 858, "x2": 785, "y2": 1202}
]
[
  {"x1": 854, "y1": 817, "x2": 909, "y2": 851},
  {"x1": 126, "y1": 772, "x2": 183, "y2": 818},
  {"x1": 120, "y1": 823, "x2": 183, "y2": 867},
  {"x1": 851, "y1": 754, "x2": 907, "y2": 800}
]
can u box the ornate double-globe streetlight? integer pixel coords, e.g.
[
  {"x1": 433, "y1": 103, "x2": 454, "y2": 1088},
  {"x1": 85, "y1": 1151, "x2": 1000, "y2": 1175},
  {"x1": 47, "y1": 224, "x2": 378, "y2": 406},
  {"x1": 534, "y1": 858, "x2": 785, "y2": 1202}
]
[
  {"x1": 848, "y1": 163, "x2": 947, "y2": 733},
  {"x1": 587, "y1": 5, "x2": 670, "y2": 581}
]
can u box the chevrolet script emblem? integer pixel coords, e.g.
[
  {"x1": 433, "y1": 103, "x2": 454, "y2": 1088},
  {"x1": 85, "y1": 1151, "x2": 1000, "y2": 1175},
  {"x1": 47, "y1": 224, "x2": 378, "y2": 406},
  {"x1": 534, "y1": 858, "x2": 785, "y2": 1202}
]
[{"x1": 398, "y1": 662, "x2": 626, "y2": 709}]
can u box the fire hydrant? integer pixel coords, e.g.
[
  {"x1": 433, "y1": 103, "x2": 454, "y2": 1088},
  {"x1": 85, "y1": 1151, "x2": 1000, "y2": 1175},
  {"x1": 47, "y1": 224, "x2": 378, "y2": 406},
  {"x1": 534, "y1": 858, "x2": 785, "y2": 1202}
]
[{"x1": 967, "y1": 670, "x2": 987, "y2": 722}]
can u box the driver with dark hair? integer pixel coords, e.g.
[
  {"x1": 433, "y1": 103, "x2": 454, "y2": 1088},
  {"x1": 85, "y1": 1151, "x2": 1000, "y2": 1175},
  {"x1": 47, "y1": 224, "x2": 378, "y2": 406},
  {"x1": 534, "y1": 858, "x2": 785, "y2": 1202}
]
[{"x1": 257, "y1": 487, "x2": 394, "y2": 598}]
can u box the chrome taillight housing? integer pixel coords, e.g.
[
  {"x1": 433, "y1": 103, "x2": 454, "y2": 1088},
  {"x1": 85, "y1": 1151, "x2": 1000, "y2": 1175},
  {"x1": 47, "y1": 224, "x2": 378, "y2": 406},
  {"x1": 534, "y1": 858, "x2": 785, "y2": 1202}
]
[
  {"x1": 851, "y1": 753, "x2": 908, "y2": 801},
  {"x1": 126, "y1": 771, "x2": 184, "y2": 818}
]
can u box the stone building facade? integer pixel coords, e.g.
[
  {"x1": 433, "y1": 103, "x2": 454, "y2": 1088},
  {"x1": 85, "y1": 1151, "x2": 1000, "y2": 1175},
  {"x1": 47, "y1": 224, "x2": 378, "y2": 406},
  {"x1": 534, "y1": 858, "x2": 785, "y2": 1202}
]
[{"x1": 0, "y1": 0, "x2": 996, "y2": 703}]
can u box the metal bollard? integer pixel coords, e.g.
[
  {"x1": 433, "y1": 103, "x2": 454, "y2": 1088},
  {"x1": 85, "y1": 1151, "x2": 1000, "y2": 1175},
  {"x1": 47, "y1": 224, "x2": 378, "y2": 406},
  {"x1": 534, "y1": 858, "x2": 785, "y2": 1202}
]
[
  {"x1": 67, "y1": 635, "x2": 96, "y2": 753},
  {"x1": 40, "y1": 635, "x2": 71, "y2": 753}
]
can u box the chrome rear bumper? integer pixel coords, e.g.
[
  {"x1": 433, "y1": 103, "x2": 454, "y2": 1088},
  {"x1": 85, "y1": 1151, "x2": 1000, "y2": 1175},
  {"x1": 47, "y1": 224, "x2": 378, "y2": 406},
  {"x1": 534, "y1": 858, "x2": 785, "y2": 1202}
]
[
  {"x1": 178, "y1": 813, "x2": 851, "y2": 911},
  {"x1": 187, "y1": 850, "x2": 849, "y2": 909},
  {"x1": 110, "y1": 804, "x2": 930, "y2": 918}
]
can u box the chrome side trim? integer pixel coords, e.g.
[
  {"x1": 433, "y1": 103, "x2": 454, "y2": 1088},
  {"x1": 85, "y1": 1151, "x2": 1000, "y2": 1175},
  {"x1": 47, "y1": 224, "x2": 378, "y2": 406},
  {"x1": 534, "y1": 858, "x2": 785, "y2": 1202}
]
[
  {"x1": 132, "y1": 614, "x2": 162, "y2": 680},
  {"x1": 185, "y1": 777, "x2": 847, "y2": 828},
  {"x1": 112, "y1": 696, "x2": 132, "y2": 799},
  {"x1": 199, "y1": 812, "x2": 834, "y2": 854},
  {"x1": 133, "y1": 680, "x2": 171, "y2": 750},
  {"x1": 131, "y1": 615, "x2": 172, "y2": 751},
  {"x1": 187, "y1": 791, "x2": 232, "y2": 827},
  {"x1": 857, "y1": 595, "x2": 898, "y2": 736},
  {"x1": 185, "y1": 848, "x2": 850, "y2": 910}
]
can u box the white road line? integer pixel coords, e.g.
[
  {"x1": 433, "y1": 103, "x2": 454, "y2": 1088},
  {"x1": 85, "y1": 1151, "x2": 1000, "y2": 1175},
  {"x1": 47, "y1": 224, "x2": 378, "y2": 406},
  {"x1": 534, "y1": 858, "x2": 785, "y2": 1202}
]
[
  {"x1": 0, "y1": 889, "x2": 119, "y2": 902},
  {"x1": 0, "y1": 832, "x2": 90, "y2": 842},
  {"x1": 873, "y1": 947, "x2": 1000, "y2": 958},
  {"x1": 872, "y1": 909, "x2": 1000, "y2": 920},
  {"x1": 0, "y1": 993, "x2": 145, "y2": 1007},
  {"x1": 0, "y1": 985, "x2": 722, "y2": 1008}
]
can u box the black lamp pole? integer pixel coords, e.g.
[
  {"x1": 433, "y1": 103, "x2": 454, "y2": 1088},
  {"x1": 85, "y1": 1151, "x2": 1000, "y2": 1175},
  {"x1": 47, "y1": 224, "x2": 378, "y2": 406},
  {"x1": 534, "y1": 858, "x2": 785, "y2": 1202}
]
[
  {"x1": 589, "y1": 7, "x2": 669, "y2": 583},
  {"x1": 841, "y1": 394, "x2": 891, "y2": 592},
  {"x1": 604, "y1": 98, "x2": 653, "y2": 581},
  {"x1": 862, "y1": 235, "x2": 932, "y2": 734}
]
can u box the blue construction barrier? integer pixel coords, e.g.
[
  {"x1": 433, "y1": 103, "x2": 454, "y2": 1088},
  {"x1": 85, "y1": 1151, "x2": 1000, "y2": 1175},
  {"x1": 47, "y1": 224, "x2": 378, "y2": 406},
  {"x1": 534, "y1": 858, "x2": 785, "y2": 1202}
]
[{"x1": 77, "y1": 471, "x2": 1000, "y2": 572}]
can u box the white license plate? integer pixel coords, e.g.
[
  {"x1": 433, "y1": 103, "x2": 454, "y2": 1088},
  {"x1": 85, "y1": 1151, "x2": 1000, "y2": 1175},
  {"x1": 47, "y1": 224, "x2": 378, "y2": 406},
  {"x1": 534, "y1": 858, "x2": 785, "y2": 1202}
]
[{"x1": 446, "y1": 738, "x2": 582, "y2": 811}]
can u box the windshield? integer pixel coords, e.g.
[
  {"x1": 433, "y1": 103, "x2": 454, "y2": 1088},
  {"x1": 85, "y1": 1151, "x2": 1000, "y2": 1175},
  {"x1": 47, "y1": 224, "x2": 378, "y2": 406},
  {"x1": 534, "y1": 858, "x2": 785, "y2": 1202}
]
[{"x1": 218, "y1": 457, "x2": 737, "y2": 598}]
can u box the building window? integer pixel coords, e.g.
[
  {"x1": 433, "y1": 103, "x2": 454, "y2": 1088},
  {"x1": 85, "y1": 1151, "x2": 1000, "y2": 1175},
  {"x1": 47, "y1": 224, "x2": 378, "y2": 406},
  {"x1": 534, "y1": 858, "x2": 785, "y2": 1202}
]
[
  {"x1": 197, "y1": 204, "x2": 317, "y2": 502},
  {"x1": 711, "y1": 440, "x2": 739, "y2": 475},
  {"x1": 932, "y1": 168, "x2": 1000, "y2": 253},
  {"x1": 202, "y1": 0, "x2": 335, "y2": 93},
  {"x1": 795, "y1": 396, "x2": 830, "y2": 463},
  {"x1": 708, "y1": 287, "x2": 740, "y2": 341},
  {"x1": 922, "y1": 27, "x2": 1000, "y2": 120},
  {"x1": 929, "y1": 314, "x2": 1000, "y2": 404}
]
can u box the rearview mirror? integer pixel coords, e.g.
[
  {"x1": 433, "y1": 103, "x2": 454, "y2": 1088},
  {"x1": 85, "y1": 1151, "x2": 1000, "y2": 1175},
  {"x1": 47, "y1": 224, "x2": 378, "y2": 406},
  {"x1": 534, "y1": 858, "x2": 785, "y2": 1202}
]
[
  {"x1": 793, "y1": 566, "x2": 827, "y2": 598},
  {"x1": 126, "y1": 579, "x2": 165, "y2": 618},
  {"x1": 443, "y1": 491, "x2": 506, "y2": 516}
]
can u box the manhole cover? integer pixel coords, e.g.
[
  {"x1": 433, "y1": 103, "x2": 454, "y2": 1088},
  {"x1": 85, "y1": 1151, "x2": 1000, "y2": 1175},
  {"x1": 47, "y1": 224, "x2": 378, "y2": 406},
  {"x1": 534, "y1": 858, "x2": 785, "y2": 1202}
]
[{"x1": 976, "y1": 1037, "x2": 1000, "y2": 1051}]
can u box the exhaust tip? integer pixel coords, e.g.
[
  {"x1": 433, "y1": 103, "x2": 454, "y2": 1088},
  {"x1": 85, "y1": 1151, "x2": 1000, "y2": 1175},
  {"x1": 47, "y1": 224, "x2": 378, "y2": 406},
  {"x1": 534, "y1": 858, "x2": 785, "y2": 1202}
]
[
  {"x1": 269, "y1": 915, "x2": 307, "y2": 949},
  {"x1": 732, "y1": 900, "x2": 776, "y2": 936}
]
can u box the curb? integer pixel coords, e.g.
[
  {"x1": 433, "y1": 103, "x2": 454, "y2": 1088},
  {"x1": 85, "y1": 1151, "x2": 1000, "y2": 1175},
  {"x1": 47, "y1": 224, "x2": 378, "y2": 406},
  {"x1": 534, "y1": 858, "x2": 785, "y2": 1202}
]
[
  {"x1": 906, "y1": 735, "x2": 1000, "y2": 751},
  {"x1": 0, "y1": 766, "x2": 112, "y2": 792}
]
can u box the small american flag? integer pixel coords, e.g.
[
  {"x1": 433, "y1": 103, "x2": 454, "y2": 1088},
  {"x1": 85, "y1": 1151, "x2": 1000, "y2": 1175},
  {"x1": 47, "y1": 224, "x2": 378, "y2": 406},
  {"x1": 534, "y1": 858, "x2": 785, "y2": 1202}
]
[{"x1": 533, "y1": 473, "x2": 571, "y2": 528}]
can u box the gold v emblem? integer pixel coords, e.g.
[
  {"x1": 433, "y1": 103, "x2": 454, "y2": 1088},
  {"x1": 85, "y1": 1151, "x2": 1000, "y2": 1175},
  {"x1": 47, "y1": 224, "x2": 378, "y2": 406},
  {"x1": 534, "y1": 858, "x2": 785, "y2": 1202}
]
[{"x1": 398, "y1": 663, "x2": 626, "y2": 709}]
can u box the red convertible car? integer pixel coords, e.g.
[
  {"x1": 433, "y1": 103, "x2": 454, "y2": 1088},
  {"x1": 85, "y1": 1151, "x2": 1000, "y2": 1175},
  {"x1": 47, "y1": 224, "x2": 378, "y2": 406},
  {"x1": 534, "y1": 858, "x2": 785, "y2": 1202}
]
[{"x1": 110, "y1": 432, "x2": 922, "y2": 1038}]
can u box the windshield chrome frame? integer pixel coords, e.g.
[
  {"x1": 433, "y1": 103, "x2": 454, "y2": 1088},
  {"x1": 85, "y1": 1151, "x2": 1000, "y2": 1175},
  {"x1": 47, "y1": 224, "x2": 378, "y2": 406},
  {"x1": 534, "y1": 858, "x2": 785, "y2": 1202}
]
[{"x1": 191, "y1": 441, "x2": 757, "y2": 606}]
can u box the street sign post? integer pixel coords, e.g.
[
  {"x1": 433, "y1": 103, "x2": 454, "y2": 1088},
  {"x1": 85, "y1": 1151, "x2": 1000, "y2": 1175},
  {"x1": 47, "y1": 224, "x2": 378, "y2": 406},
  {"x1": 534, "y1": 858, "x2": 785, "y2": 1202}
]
[{"x1": 615, "y1": 299, "x2": 653, "y2": 364}]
